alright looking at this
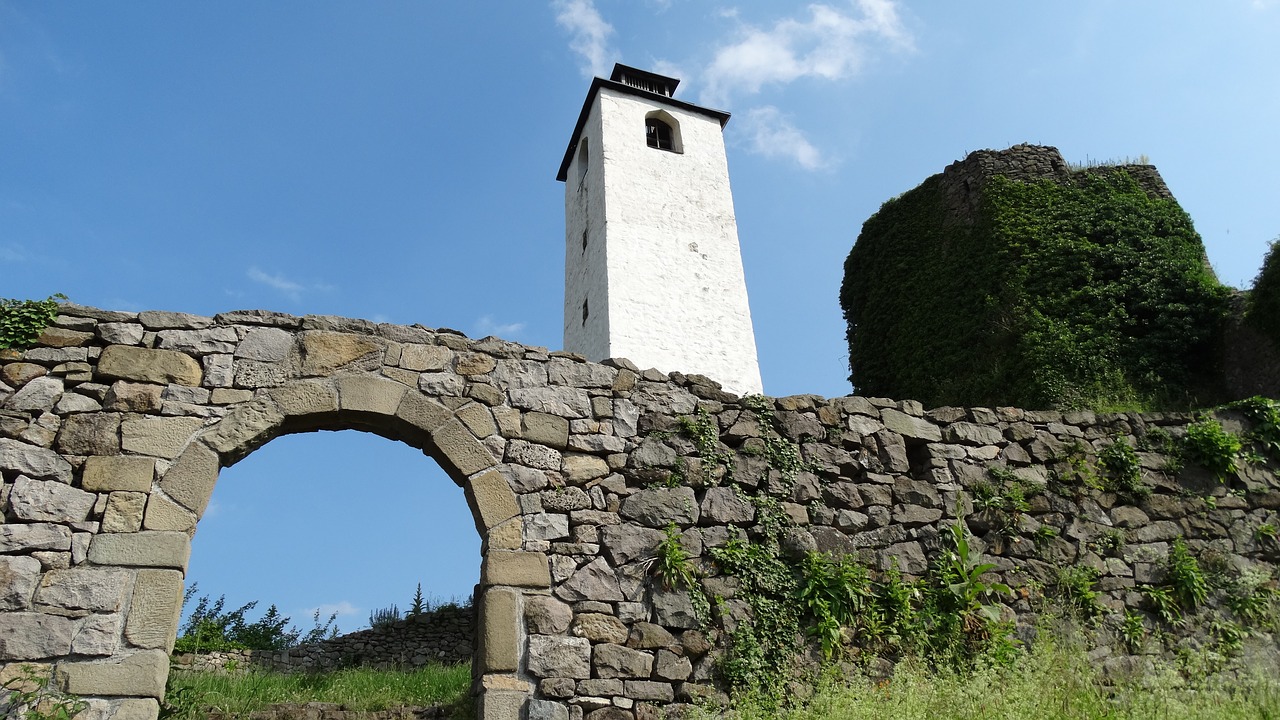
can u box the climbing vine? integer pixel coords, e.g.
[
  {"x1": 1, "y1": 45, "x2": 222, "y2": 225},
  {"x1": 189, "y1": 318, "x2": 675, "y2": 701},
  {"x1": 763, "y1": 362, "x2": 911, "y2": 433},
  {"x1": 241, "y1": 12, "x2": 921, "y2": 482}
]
[
  {"x1": 841, "y1": 165, "x2": 1231, "y2": 411},
  {"x1": 0, "y1": 294, "x2": 66, "y2": 350}
]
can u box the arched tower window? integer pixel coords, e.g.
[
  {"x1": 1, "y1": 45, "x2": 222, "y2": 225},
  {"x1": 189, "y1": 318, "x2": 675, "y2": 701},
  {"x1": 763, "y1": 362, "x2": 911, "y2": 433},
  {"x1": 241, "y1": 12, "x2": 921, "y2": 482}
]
[{"x1": 644, "y1": 110, "x2": 682, "y2": 153}]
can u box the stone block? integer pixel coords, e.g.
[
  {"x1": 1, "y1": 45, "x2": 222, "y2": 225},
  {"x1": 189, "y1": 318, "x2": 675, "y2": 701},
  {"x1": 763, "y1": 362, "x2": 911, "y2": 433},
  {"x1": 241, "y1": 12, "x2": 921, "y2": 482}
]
[
  {"x1": 399, "y1": 344, "x2": 452, "y2": 372},
  {"x1": 105, "y1": 381, "x2": 164, "y2": 413},
  {"x1": 528, "y1": 698, "x2": 570, "y2": 720},
  {"x1": 563, "y1": 455, "x2": 610, "y2": 484},
  {"x1": 98, "y1": 322, "x2": 146, "y2": 345},
  {"x1": 156, "y1": 328, "x2": 238, "y2": 355},
  {"x1": 71, "y1": 613, "x2": 120, "y2": 656},
  {"x1": 235, "y1": 328, "x2": 293, "y2": 361},
  {"x1": 81, "y1": 453, "x2": 156, "y2": 491},
  {"x1": 620, "y1": 487, "x2": 698, "y2": 527},
  {"x1": 510, "y1": 387, "x2": 592, "y2": 418},
  {"x1": 57, "y1": 649, "x2": 169, "y2": 698},
  {"x1": 465, "y1": 471, "x2": 520, "y2": 533},
  {"x1": 0, "y1": 438, "x2": 73, "y2": 483},
  {"x1": 124, "y1": 570, "x2": 183, "y2": 651},
  {"x1": 158, "y1": 441, "x2": 220, "y2": 515},
  {"x1": 337, "y1": 374, "x2": 407, "y2": 418},
  {"x1": 142, "y1": 492, "x2": 197, "y2": 533},
  {"x1": 479, "y1": 689, "x2": 527, "y2": 720},
  {"x1": 6, "y1": 375, "x2": 63, "y2": 412},
  {"x1": 210, "y1": 388, "x2": 254, "y2": 405},
  {"x1": 2, "y1": 361, "x2": 47, "y2": 388},
  {"x1": 0, "y1": 556, "x2": 42, "y2": 611},
  {"x1": 880, "y1": 408, "x2": 942, "y2": 443},
  {"x1": 137, "y1": 311, "x2": 211, "y2": 330},
  {"x1": 395, "y1": 392, "x2": 452, "y2": 439},
  {"x1": 35, "y1": 567, "x2": 131, "y2": 614},
  {"x1": 98, "y1": 346, "x2": 203, "y2": 386},
  {"x1": 481, "y1": 551, "x2": 550, "y2": 588},
  {"x1": 592, "y1": 644, "x2": 654, "y2": 679},
  {"x1": 9, "y1": 476, "x2": 95, "y2": 523},
  {"x1": 266, "y1": 380, "x2": 338, "y2": 418},
  {"x1": 478, "y1": 587, "x2": 519, "y2": 673},
  {"x1": 87, "y1": 531, "x2": 191, "y2": 569},
  {"x1": 456, "y1": 353, "x2": 497, "y2": 376},
  {"x1": 102, "y1": 492, "x2": 148, "y2": 533},
  {"x1": 524, "y1": 595, "x2": 572, "y2": 634},
  {"x1": 297, "y1": 332, "x2": 383, "y2": 376},
  {"x1": 0, "y1": 523, "x2": 72, "y2": 553},
  {"x1": 555, "y1": 558, "x2": 623, "y2": 603},
  {"x1": 0, "y1": 612, "x2": 75, "y2": 660},
  {"x1": 431, "y1": 418, "x2": 497, "y2": 479},
  {"x1": 572, "y1": 614, "x2": 628, "y2": 644},
  {"x1": 527, "y1": 635, "x2": 591, "y2": 679},
  {"x1": 120, "y1": 416, "x2": 205, "y2": 459},
  {"x1": 200, "y1": 398, "x2": 283, "y2": 459},
  {"x1": 457, "y1": 402, "x2": 498, "y2": 438},
  {"x1": 56, "y1": 412, "x2": 122, "y2": 456},
  {"x1": 110, "y1": 698, "x2": 160, "y2": 720}
]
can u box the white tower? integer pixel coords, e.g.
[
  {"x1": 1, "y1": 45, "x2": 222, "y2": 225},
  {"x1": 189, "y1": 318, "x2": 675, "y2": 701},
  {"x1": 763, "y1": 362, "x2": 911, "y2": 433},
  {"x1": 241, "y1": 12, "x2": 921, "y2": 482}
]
[{"x1": 556, "y1": 64, "x2": 764, "y2": 396}]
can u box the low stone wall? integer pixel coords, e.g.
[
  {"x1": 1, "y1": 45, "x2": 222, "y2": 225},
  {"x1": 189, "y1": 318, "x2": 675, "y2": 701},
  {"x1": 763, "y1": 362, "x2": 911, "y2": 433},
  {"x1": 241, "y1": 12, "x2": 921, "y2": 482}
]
[
  {"x1": 2, "y1": 304, "x2": 1278, "y2": 720},
  {"x1": 169, "y1": 604, "x2": 475, "y2": 674}
]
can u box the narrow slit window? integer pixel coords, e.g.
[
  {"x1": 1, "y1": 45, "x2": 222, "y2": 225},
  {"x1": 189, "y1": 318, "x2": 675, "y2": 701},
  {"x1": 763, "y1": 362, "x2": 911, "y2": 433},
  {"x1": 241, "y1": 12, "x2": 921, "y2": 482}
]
[
  {"x1": 582, "y1": 299, "x2": 589, "y2": 325},
  {"x1": 581, "y1": 229, "x2": 588, "y2": 254},
  {"x1": 646, "y1": 118, "x2": 674, "y2": 151}
]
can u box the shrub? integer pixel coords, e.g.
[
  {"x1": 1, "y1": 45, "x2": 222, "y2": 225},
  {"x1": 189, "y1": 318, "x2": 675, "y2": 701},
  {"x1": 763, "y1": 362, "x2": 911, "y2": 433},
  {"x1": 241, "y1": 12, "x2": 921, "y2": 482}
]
[
  {"x1": 1247, "y1": 239, "x2": 1280, "y2": 347},
  {"x1": 174, "y1": 585, "x2": 338, "y2": 653},
  {"x1": 1183, "y1": 418, "x2": 1242, "y2": 479},
  {"x1": 0, "y1": 294, "x2": 66, "y2": 350}
]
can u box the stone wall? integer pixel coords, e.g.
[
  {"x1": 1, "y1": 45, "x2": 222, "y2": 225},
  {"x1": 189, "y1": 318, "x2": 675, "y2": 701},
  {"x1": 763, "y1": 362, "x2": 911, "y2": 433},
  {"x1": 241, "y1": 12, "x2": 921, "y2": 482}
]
[
  {"x1": 2, "y1": 304, "x2": 1278, "y2": 720},
  {"x1": 169, "y1": 604, "x2": 475, "y2": 674}
]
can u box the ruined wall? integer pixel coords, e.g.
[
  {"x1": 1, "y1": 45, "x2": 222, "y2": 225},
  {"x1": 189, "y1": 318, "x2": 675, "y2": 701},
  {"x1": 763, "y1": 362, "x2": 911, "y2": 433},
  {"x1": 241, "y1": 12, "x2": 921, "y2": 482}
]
[
  {"x1": 170, "y1": 604, "x2": 475, "y2": 673},
  {"x1": 2, "y1": 305, "x2": 1278, "y2": 720}
]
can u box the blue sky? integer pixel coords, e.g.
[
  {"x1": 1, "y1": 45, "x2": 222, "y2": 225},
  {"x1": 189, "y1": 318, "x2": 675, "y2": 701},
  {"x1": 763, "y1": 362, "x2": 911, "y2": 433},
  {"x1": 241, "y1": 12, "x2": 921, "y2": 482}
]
[{"x1": 4, "y1": 1, "x2": 1278, "y2": 632}]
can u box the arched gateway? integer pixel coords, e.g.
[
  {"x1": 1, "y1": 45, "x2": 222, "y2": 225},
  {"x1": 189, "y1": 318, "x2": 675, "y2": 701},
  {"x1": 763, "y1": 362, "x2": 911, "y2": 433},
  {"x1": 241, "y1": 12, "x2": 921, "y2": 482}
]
[{"x1": 0, "y1": 306, "x2": 642, "y2": 720}]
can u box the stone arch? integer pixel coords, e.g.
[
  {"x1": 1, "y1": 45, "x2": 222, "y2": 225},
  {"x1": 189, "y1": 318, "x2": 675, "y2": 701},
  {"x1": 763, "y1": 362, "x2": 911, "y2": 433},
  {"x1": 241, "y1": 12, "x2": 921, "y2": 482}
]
[{"x1": 150, "y1": 375, "x2": 545, "y2": 719}]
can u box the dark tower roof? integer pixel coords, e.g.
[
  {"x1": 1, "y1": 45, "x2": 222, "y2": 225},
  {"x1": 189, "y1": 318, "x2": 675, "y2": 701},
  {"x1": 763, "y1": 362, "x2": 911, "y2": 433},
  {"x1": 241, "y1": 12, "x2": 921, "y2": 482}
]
[{"x1": 556, "y1": 63, "x2": 730, "y2": 182}]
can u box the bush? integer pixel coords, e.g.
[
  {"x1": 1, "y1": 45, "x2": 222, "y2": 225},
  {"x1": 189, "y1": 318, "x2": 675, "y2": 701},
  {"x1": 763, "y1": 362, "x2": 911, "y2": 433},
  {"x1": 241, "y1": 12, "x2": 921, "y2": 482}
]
[
  {"x1": 174, "y1": 585, "x2": 338, "y2": 654},
  {"x1": 841, "y1": 154, "x2": 1231, "y2": 410},
  {"x1": 1247, "y1": 239, "x2": 1280, "y2": 347}
]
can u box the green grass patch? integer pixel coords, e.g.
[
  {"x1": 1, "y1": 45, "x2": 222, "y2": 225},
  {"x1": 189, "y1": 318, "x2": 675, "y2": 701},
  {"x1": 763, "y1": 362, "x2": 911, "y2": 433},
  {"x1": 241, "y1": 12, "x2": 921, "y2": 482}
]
[
  {"x1": 163, "y1": 664, "x2": 471, "y2": 719},
  {"x1": 693, "y1": 640, "x2": 1280, "y2": 720}
]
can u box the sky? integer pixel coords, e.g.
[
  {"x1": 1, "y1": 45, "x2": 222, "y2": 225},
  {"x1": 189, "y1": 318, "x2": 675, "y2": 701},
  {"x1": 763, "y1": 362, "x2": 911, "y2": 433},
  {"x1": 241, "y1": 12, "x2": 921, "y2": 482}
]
[{"x1": 3, "y1": 1, "x2": 1279, "y2": 634}]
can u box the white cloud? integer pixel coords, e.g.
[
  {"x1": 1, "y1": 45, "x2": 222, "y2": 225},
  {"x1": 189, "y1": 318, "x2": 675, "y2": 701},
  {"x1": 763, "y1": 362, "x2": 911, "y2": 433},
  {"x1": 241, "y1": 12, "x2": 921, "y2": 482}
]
[
  {"x1": 308, "y1": 601, "x2": 360, "y2": 619},
  {"x1": 0, "y1": 243, "x2": 27, "y2": 263},
  {"x1": 246, "y1": 266, "x2": 331, "y2": 303},
  {"x1": 552, "y1": 0, "x2": 616, "y2": 77},
  {"x1": 739, "y1": 106, "x2": 828, "y2": 170},
  {"x1": 701, "y1": 0, "x2": 912, "y2": 104},
  {"x1": 474, "y1": 314, "x2": 526, "y2": 338}
]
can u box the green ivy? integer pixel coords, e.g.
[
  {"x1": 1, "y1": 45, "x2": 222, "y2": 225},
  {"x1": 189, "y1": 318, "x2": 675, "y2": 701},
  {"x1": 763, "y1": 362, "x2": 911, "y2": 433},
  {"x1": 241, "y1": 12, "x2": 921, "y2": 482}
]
[
  {"x1": 1183, "y1": 417, "x2": 1243, "y2": 480},
  {"x1": 0, "y1": 294, "x2": 66, "y2": 350},
  {"x1": 841, "y1": 166, "x2": 1231, "y2": 410},
  {"x1": 1246, "y1": 239, "x2": 1280, "y2": 347}
]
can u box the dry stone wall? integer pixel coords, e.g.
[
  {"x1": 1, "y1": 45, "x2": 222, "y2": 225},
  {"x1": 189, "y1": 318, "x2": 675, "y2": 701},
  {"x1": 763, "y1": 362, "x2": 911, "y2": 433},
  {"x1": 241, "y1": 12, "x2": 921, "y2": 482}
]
[
  {"x1": 169, "y1": 604, "x2": 474, "y2": 673},
  {"x1": 2, "y1": 304, "x2": 1278, "y2": 720}
]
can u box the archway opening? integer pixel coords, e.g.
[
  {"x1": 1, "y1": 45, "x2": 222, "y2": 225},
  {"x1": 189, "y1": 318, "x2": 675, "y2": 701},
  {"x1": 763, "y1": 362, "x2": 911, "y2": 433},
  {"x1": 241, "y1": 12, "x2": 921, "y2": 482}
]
[{"x1": 172, "y1": 429, "x2": 480, "y2": 711}]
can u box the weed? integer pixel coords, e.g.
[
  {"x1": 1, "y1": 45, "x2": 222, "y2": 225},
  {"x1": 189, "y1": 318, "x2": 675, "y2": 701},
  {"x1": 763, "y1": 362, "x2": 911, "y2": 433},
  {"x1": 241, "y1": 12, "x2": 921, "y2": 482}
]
[
  {"x1": 652, "y1": 523, "x2": 697, "y2": 592},
  {"x1": 1120, "y1": 610, "x2": 1146, "y2": 652},
  {"x1": 1166, "y1": 537, "x2": 1209, "y2": 611},
  {"x1": 1227, "y1": 396, "x2": 1280, "y2": 461},
  {"x1": 1183, "y1": 417, "x2": 1243, "y2": 480},
  {"x1": 1091, "y1": 529, "x2": 1126, "y2": 557},
  {"x1": 1032, "y1": 524, "x2": 1059, "y2": 549},
  {"x1": 1099, "y1": 438, "x2": 1150, "y2": 500},
  {"x1": 1054, "y1": 566, "x2": 1105, "y2": 618},
  {"x1": 2, "y1": 664, "x2": 87, "y2": 720},
  {"x1": 369, "y1": 605, "x2": 401, "y2": 629},
  {"x1": 1139, "y1": 585, "x2": 1182, "y2": 626},
  {"x1": 1256, "y1": 522, "x2": 1278, "y2": 544}
]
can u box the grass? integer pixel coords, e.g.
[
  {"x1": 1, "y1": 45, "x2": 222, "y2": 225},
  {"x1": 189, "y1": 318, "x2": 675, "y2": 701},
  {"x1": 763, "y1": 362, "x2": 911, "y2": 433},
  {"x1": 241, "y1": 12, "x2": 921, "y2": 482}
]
[
  {"x1": 164, "y1": 664, "x2": 472, "y2": 719},
  {"x1": 691, "y1": 639, "x2": 1280, "y2": 720}
]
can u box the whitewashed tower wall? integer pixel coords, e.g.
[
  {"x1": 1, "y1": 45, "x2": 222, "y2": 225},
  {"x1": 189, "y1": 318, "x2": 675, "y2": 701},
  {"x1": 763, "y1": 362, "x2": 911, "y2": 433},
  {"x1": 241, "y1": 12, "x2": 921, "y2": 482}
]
[{"x1": 559, "y1": 64, "x2": 764, "y2": 396}]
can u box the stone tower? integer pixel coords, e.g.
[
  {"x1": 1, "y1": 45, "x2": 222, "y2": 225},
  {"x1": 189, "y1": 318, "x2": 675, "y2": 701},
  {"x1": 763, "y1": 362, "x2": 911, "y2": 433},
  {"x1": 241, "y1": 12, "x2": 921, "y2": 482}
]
[{"x1": 556, "y1": 63, "x2": 763, "y2": 396}]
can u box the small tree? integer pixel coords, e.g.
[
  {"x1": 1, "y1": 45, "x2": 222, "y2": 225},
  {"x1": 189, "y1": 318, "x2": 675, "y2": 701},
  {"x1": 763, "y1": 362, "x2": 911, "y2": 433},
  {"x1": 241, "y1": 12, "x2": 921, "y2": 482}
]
[{"x1": 408, "y1": 583, "x2": 427, "y2": 618}]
